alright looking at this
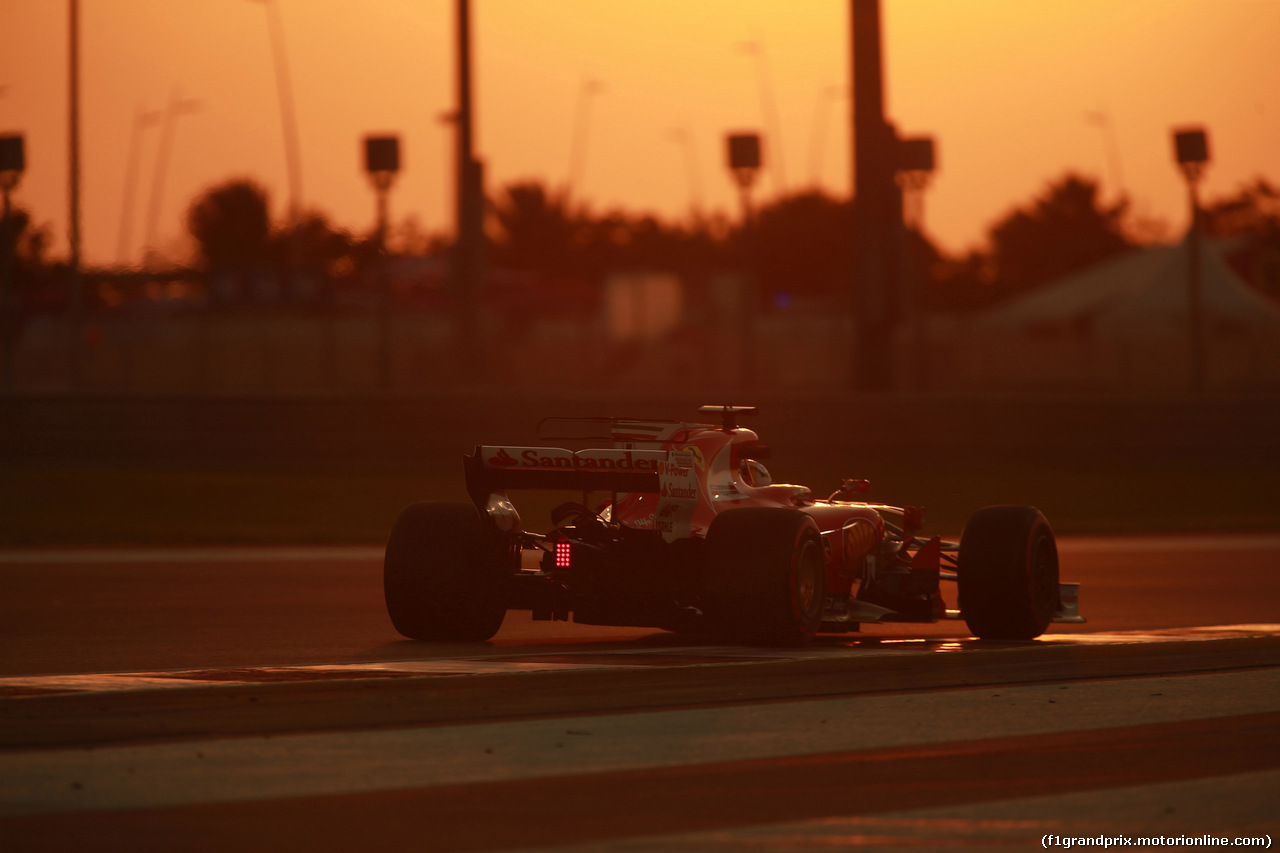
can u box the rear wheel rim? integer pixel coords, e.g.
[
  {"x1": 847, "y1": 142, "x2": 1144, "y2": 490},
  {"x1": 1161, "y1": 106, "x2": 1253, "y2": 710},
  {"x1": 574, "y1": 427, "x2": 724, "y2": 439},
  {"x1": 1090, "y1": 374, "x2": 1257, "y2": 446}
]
[
  {"x1": 1030, "y1": 533, "x2": 1058, "y2": 619},
  {"x1": 794, "y1": 538, "x2": 823, "y2": 620}
]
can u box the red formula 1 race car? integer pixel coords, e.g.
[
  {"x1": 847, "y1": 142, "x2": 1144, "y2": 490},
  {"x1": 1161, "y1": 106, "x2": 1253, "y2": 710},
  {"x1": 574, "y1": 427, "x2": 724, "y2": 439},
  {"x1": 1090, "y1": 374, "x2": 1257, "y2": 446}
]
[{"x1": 384, "y1": 405, "x2": 1084, "y2": 644}]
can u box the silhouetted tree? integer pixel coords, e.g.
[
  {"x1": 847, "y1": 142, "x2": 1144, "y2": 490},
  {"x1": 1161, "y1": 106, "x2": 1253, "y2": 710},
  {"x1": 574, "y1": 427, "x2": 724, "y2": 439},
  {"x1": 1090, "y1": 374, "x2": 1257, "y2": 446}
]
[
  {"x1": 920, "y1": 174, "x2": 1135, "y2": 312},
  {"x1": 187, "y1": 179, "x2": 272, "y2": 270},
  {"x1": 387, "y1": 215, "x2": 448, "y2": 256},
  {"x1": 985, "y1": 173, "x2": 1132, "y2": 294},
  {"x1": 491, "y1": 181, "x2": 730, "y2": 288},
  {"x1": 1201, "y1": 178, "x2": 1280, "y2": 303},
  {"x1": 1, "y1": 205, "x2": 57, "y2": 311},
  {"x1": 272, "y1": 212, "x2": 356, "y2": 278},
  {"x1": 1201, "y1": 178, "x2": 1280, "y2": 237},
  {"x1": 491, "y1": 182, "x2": 578, "y2": 277},
  {"x1": 0, "y1": 206, "x2": 28, "y2": 262},
  {"x1": 0, "y1": 206, "x2": 52, "y2": 270},
  {"x1": 926, "y1": 248, "x2": 993, "y2": 313},
  {"x1": 187, "y1": 179, "x2": 367, "y2": 283},
  {"x1": 751, "y1": 190, "x2": 853, "y2": 304}
]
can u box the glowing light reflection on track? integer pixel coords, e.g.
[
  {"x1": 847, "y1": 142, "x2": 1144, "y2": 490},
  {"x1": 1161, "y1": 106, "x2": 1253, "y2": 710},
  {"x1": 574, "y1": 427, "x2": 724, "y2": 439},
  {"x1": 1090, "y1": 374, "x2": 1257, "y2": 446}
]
[{"x1": 2, "y1": 624, "x2": 1276, "y2": 697}]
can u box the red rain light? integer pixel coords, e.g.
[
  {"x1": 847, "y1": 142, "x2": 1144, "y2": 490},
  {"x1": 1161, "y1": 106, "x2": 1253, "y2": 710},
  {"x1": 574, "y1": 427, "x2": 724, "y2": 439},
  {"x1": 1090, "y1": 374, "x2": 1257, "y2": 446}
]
[{"x1": 555, "y1": 541, "x2": 572, "y2": 568}]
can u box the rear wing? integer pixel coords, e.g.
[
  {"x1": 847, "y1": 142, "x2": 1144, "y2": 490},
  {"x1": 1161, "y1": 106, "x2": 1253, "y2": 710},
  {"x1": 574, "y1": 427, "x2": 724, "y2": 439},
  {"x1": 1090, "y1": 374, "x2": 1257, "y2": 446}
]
[
  {"x1": 465, "y1": 445, "x2": 669, "y2": 494},
  {"x1": 532, "y1": 406, "x2": 753, "y2": 446},
  {"x1": 536, "y1": 417, "x2": 697, "y2": 446},
  {"x1": 464, "y1": 445, "x2": 700, "y2": 541}
]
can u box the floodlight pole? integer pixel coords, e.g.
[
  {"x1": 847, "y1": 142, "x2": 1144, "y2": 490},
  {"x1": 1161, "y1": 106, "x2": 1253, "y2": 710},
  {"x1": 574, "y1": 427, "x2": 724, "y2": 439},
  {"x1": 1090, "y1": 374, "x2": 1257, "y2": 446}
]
[
  {"x1": 895, "y1": 135, "x2": 935, "y2": 393},
  {"x1": 726, "y1": 133, "x2": 762, "y2": 391},
  {"x1": 1, "y1": 184, "x2": 12, "y2": 393},
  {"x1": 365, "y1": 136, "x2": 400, "y2": 392},
  {"x1": 142, "y1": 88, "x2": 200, "y2": 268},
  {"x1": 850, "y1": 0, "x2": 898, "y2": 393},
  {"x1": 68, "y1": 0, "x2": 84, "y2": 388},
  {"x1": 737, "y1": 41, "x2": 787, "y2": 194},
  {"x1": 1187, "y1": 178, "x2": 1205, "y2": 395},
  {"x1": 453, "y1": 0, "x2": 483, "y2": 383},
  {"x1": 667, "y1": 127, "x2": 703, "y2": 219},
  {"x1": 255, "y1": 0, "x2": 303, "y2": 224},
  {"x1": 1, "y1": 134, "x2": 25, "y2": 393},
  {"x1": 568, "y1": 78, "x2": 604, "y2": 203},
  {"x1": 116, "y1": 105, "x2": 162, "y2": 265},
  {"x1": 1173, "y1": 127, "x2": 1209, "y2": 396}
]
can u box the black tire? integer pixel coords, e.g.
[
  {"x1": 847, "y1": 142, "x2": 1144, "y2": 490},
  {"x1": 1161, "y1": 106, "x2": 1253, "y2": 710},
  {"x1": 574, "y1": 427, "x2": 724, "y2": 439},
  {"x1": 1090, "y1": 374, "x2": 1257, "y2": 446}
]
[
  {"x1": 384, "y1": 502, "x2": 510, "y2": 642},
  {"x1": 705, "y1": 508, "x2": 826, "y2": 645},
  {"x1": 957, "y1": 506, "x2": 1059, "y2": 640}
]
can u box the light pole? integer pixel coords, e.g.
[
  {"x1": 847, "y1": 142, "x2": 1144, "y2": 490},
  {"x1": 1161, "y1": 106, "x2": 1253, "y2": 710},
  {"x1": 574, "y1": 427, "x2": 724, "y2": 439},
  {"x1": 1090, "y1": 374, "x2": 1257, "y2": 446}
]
[
  {"x1": 808, "y1": 85, "x2": 845, "y2": 188},
  {"x1": 737, "y1": 41, "x2": 787, "y2": 194},
  {"x1": 365, "y1": 135, "x2": 400, "y2": 391},
  {"x1": 567, "y1": 77, "x2": 604, "y2": 204},
  {"x1": 252, "y1": 0, "x2": 303, "y2": 224},
  {"x1": 1, "y1": 133, "x2": 25, "y2": 392},
  {"x1": 895, "y1": 135, "x2": 936, "y2": 392},
  {"x1": 142, "y1": 88, "x2": 200, "y2": 268},
  {"x1": 728, "y1": 133, "x2": 762, "y2": 223},
  {"x1": 727, "y1": 132, "x2": 762, "y2": 390},
  {"x1": 68, "y1": 0, "x2": 83, "y2": 387},
  {"x1": 453, "y1": 0, "x2": 483, "y2": 383},
  {"x1": 1173, "y1": 127, "x2": 1210, "y2": 396},
  {"x1": 667, "y1": 126, "x2": 703, "y2": 219},
  {"x1": 116, "y1": 104, "x2": 161, "y2": 266},
  {"x1": 849, "y1": 0, "x2": 898, "y2": 393},
  {"x1": 1085, "y1": 109, "x2": 1125, "y2": 200}
]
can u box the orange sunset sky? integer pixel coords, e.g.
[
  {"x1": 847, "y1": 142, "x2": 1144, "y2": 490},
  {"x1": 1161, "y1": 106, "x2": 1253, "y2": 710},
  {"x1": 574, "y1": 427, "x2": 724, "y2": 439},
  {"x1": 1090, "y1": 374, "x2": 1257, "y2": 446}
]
[{"x1": 2, "y1": 0, "x2": 1279, "y2": 268}]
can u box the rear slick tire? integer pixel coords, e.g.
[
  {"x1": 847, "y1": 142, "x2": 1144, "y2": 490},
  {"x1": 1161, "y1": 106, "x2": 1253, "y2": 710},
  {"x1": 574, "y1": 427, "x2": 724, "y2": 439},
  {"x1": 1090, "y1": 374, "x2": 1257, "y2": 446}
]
[
  {"x1": 384, "y1": 501, "x2": 509, "y2": 642},
  {"x1": 706, "y1": 508, "x2": 826, "y2": 645},
  {"x1": 957, "y1": 505, "x2": 1059, "y2": 640}
]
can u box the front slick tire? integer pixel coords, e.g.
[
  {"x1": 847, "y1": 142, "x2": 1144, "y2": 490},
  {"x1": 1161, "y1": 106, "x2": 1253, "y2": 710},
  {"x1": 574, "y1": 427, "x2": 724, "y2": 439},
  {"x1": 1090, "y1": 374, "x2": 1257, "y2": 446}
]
[
  {"x1": 384, "y1": 501, "x2": 509, "y2": 642},
  {"x1": 958, "y1": 506, "x2": 1059, "y2": 640},
  {"x1": 707, "y1": 508, "x2": 825, "y2": 645}
]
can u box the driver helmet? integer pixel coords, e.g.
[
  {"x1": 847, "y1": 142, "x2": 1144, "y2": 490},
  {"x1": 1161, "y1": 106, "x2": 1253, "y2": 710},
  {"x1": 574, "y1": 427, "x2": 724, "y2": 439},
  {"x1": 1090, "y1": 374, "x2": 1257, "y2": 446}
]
[{"x1": 740, "y1": 459, "x2": 772, "y2": 487}]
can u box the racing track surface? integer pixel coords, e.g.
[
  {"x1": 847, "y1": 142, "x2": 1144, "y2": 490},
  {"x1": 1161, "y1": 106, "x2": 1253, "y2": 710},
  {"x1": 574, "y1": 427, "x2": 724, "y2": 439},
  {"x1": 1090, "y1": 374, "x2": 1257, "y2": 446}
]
[{"x1": 2, "y1": 535, "x2": 1279, "y2": 852}]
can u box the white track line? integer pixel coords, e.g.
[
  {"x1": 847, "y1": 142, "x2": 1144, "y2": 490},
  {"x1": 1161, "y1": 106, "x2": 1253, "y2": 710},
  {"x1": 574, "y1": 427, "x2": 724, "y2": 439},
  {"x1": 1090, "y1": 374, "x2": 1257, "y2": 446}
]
[
  {"x1": 2, "y1": 625, "x2": 1276, "y2": 696},
  {"x1": 2, "y1": 669, "x2": 1277, "y2": 818}
]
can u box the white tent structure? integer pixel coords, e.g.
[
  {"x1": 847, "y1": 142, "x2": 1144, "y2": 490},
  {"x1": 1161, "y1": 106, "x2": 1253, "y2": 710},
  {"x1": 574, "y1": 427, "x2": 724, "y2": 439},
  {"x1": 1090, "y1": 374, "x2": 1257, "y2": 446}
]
[{"x1": 944, "y1": 234, "x2": 1280, "y2": 394}]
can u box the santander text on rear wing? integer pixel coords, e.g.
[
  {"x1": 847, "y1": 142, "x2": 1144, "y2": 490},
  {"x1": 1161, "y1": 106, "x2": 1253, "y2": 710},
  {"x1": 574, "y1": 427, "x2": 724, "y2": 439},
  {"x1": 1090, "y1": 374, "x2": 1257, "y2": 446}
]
[{"x1": 464, "y1": 445, "x2": 700, "y2": 541}]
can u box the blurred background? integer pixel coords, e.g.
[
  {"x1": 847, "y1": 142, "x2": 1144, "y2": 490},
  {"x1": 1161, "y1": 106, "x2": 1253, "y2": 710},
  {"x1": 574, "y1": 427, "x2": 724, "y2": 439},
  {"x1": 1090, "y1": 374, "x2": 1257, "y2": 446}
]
[{"x1": 2, "y1": 0, "x2": 1278, "y2": 545}]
